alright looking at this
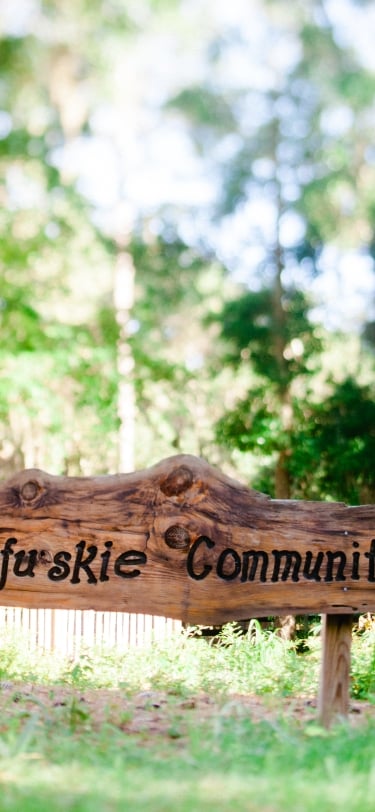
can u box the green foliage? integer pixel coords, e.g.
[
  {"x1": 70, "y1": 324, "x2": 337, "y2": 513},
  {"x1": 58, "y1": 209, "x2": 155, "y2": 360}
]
[
  {"x1": 289, "y1": 378, "x2": 375, "y2": 504},
  {"x1": 165, "y1": 0, "x2": 375, "y2": 498},
  {"x1": 0, "y1": 3, "x2": 127, "y2": 474},
  {"x1": 351, "y1": 618, "x2": 375, "y2": 699},
  {"x1": 2, "y1": 618, "x2": 375, "y2": 702},
  {"x1": 169, "y1": 86, "x2": 236, "y2": 148},
  {"x1": 0, "y1": 623, "x2": 316, "y2": 696},
  {"x1": 130, "y1": 227, "x2": 210, "y2": 321},
  {"x1": 217, "y1": 376, "x2": 375, "y2": 502},
  {"x1": 218, "y1": 287, "x2": 321, "y2": 385},
  {"x1": 216, "y1": 387, "x2": 284, "y2": 457}
]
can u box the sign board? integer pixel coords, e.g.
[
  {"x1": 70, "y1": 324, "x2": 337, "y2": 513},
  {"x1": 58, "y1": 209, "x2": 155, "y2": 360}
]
[{"x1": 0, "y1": 454, "x2": 374, "y2": 623}]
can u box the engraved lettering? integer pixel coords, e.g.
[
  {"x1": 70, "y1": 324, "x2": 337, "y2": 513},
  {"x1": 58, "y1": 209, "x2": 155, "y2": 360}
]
[
  {"x1": 216, "y1": 548, "x2": 241, "y2": 581},
  {"x1": 271, "y1": 550, "x2": 302, "y2": 582},
  {"x1": 0, "y1": 538, "x2": 17, "y2": 591},
  {"x1": 0, "y1": 535, "x2": 374, "y2": 597},
  {"x1": 241, "y1": 551, "x2": 268, "y2": 582},
  {"x1": 351, "y1": 541, "x2": 360, "y2": 580},
  {"x1": 114, "y1": 550, "x2": 146, "y2": 578},
  {"x1": 70, "y1": 541, "x2": 98, "y2": 584},
  {"x1": 186, "y1": 536, "x2": 215, "y2": 581},
  {"x1": 365, "y1": 539, "x2": 375, "y2": 582},
  {"x1": 99, "y1": 541, "x2": 113, "y2": 582},
  {"x1": 13, "y1": 549, "x2": 38, "y2": 578},
  {"x1": 324, "y1": 551, "x2": 347, "y2": 582},
  {"x1": 303, "y1": 551, "x2": 324, "y2": 581},
  {"x1": 48, "y1": 551, "x2": 72, "y2": 582}
]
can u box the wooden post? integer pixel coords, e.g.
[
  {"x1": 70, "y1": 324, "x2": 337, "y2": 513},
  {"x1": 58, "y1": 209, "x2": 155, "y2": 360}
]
[{"x1": 318, "y1": 613, "x2": 353, "y2": 727}]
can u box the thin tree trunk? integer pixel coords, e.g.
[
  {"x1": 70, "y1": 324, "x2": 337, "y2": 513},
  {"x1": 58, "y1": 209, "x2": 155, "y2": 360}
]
[
  {"x1": 275, "y1": 450, "x2": 291, "y2": 500},
  {"x1": 272, "y1": 229, "x2": 292, "y2": 501},
  {"x1": 273, "y1": 171, "x2": 295, "y2": 638},
  {"x1": 114, "y1": 248, "x2": 136, "y2": 473}
]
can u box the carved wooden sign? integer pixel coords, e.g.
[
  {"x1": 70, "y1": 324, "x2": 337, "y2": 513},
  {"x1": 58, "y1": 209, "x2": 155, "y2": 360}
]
[{"x1": 0, "y1": 454, "x2": 374, "y2": 624}]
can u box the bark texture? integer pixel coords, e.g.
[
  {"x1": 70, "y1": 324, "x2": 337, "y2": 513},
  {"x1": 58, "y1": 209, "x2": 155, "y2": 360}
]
[{"x1": 0, "y1": 454, "x2": 373, "y2": 623}]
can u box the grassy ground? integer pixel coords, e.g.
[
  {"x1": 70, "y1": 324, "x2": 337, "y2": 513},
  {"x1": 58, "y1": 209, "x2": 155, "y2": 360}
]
[{"x1": 0, "y1": 621, "x2": 374, "y2": 811}]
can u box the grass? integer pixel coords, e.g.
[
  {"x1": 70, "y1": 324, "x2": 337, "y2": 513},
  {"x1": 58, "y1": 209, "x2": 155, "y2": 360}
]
[{"x1": 0, "y1": 621, "x2": 374, "y2": 811}]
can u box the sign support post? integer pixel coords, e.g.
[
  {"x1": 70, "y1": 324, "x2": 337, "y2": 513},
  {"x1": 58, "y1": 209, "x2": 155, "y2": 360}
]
[{"x1": 318, "y1": 613, "x2": 353, "y2": 726}]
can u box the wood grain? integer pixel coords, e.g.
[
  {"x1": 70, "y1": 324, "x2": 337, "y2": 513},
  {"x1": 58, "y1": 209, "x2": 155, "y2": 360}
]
[
  {"x1": 0, "y1": 454, "x2": 373, "y2": 623},
  {"x1": 318, "y1": 614, "x2": 353, "y2": 726}
]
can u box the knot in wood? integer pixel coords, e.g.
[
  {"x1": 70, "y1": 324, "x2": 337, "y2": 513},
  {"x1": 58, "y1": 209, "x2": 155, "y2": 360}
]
[
  {"x1": 37, "y1": 549, "x2": 53, "y2": 566},
  {"x1": 164, "y1": 525, "x2": 191, "y2": 550},
  {"x1": 160, "y1": 466, "x2": 194, "y2": 497},
  {"x1": 21, "y1": 480, "x2": 40, "y2": 502}
]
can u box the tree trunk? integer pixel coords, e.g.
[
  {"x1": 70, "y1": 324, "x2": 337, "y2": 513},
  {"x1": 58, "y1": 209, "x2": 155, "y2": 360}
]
[
  {"x1": 114, "y1": 247, "x2": 136, "y2": 474},
  {"x1": 273, "y1": 172, "x2": 294, "y2": 637},
  {"x1": 275, "y1": 450, "x2": 291, "y2": 499}
]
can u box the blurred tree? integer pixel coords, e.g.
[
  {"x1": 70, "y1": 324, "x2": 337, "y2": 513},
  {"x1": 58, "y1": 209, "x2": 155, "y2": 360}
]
[
  {"x1": 290, "y1": 377, "x2": 375, "y2": 504},
  {"x1": 123, "y1": 221, "x2": 231, "y2": 466},
  {"x1": 0, "y1": 0, "x2": 231, "y2": 476},
  {"x1": 0, "y1": 3, "x2": 131, "y2": 474},
  {"x1": 1, "y1": 0, "x2": 374, "y2": 498},
  {"x1": 169, "y1": 0, "x2": 375, "y2": 500}
]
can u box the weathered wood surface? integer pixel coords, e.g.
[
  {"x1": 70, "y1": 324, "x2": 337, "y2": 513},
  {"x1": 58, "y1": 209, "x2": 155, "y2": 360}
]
[
  {"x1": 318, "y1": 614, "x2": 353, "y2": 726},
  {"x1": 0, "y1": 454, "x2": 374, "y2": 624}
]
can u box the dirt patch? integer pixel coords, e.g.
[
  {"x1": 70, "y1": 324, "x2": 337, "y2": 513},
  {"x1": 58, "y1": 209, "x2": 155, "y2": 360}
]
[{"x1": 1, "y1": 681, "x2": 374, "y2": 737}]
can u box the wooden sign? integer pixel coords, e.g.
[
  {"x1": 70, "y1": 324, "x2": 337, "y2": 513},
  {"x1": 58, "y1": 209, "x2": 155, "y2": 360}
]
[{"x1": 0, "y1": 453, "x2": 374, "y2": 623}]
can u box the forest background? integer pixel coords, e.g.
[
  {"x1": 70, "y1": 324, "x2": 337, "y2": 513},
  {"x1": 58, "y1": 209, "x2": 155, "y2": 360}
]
[{"x1": 1, "y1": 0, "x2": 374, "y2": 507}]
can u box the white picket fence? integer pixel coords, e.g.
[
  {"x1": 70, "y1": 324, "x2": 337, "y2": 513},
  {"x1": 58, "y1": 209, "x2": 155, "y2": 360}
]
[{"x1": 0, "y1": 608, "x2": 182, "y2": 655}]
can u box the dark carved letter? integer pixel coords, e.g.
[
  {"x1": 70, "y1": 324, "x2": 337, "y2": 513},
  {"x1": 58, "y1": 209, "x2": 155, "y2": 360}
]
[
  {"x1": 114, "y1": 550, "x2": 146, "y2": 579},
  {"x1": 48, "y1": 551, "x2": 72, "y2": 582},
  {"x1": 71, "y1": 541, "x2": 98, "y2": 584},
  {"x1": 13, "y1": 550, "x2": 38, "y2": 578},
  {"x1": 216, "y1": 548, "x2": 241, "y2": 581},
  {"x1": 186, "y1": 536, "x2": 214, "y2": 581}
]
